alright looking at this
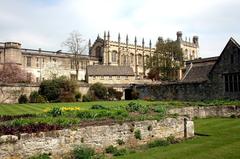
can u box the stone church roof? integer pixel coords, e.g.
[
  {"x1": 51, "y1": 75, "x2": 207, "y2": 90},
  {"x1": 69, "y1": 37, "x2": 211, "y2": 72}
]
[
  {"x1": 87, "y1": 65, "x2": 135, "y2": 76},
  {"x1": 182, "y1": 57, "x2": 218, "y2": 83}
]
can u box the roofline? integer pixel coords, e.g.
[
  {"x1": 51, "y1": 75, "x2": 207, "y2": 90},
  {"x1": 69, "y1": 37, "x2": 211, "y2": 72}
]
[{"x1": 208, "y1": 37, "x2": 240, "y2": 75}]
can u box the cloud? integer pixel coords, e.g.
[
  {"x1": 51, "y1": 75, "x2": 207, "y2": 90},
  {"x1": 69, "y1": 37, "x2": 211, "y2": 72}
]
[{"x1": 0, "y1": 0, "x2": 239, "y2": 57}]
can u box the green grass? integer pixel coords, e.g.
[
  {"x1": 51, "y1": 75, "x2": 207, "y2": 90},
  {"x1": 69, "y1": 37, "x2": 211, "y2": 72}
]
[
  {"x1": 115, "y1": 118, "x2": 240, "y2": 159},
  {"x1": 0, "y1": 100, "x2": 239, "y2": 115}
]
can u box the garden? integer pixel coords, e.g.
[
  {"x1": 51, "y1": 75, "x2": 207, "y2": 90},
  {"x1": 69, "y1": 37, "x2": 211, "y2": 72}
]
[{"x1": 1, "y1": 77, "x2": 240, "y2": 158}]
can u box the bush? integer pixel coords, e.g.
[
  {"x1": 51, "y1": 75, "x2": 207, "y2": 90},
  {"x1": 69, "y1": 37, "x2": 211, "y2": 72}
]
[
  {"x1": 18, "y1": 94, "x2": 28, "y2": 104},
  {"x1": 29, "y1": 91, "x2": 46, "y2": 103},
  {"x1": 59, "y1": 91, "x2": 76, "y2": 102},
  {"x1": 75, "y1": 92, "x2": 82, "y2": 102},
  {"x1": 73, "y1": 146, "x2": 95, "y2": 159},
  {"x1": 90, "y1": 105, "x2": 107, "y2": 110},
  {"x1": 134, "y1": 129, "x2": 142, "y2": 140},
  {"x1": 126, "y1": 102, "x2": 147, "y2": 113},
  {"x1": 147, "y1": 139, "x2": 170, "y2": 148},
  {"x1": 89, "y1": 83, "x2": 107, "y2": 100},
  {"x1": 105, "y1": 145, "x2": 117, "y2": 154},
  {"x1": 82, "y1": 94, "x2": 93, "y2": 102},
  {"x1": 105, "y1": 146, "x2": 127, "y2": 156},
  {"x1": 28, "y1": 153, "x2": 50, "y2": 159},
  {"x1": 48, "y1": 107, "x2": 62, "y2": 117},
  {"x1": 39, "y1": 76, "x2": 77, "y2": 102},
  {"x1": 113, "y1": 148, "x2": 127, "y2": 156}
]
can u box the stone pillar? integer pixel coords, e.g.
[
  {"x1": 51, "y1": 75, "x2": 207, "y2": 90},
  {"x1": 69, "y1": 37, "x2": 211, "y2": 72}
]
[
  {"x1": 134, "y1": 36, "x2": 138, "y2": 77},
  {"x1": 118, "y1": 33, "x2": 121, "y2": 65},
  {"x1": 142, "y1": 38, "x2": 145, "y2": 77},
  {"x1": 184, "y1": 118, "x2": 194, "y2": 138}
]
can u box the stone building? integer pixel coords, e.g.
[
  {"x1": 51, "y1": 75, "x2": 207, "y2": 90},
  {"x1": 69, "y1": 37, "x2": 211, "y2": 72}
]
[
  {"x1": 0, "y1": 42, "x2": 99, "y2": 83},
  {"x1": 0, "y1": 31, "x2": 199, "y2": 84},
  {"x1": 89, "y1": 31, "x2": 199, "y2": 79},
  {"x1": 136, "y1": 38, "x2": 240, "y2": 100},
  {"x1": 86, "y1": 65, "x2": 135, "y2": 84}
]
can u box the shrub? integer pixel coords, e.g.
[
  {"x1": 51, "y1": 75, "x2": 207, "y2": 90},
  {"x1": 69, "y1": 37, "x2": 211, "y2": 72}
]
[
  {"x1": 29, "y1": 91, "x2": 46, "y2": 103},
  {"x1": 59, "y1": 91, "x2": 76, "y2": 102},
  {"x1": 76, "y1": 111, "x2": 93, "y2": 119},
  {"x1": 90, "y1": 105, "x2": 107, "y2": 110},
  {"x1": 73, "y1": 146, "x2": 95, "y2": 159},
  {"x1": 39, "y1": 76, "x2": 77, "y2": 102},
  {"x1": 48, "y1": 107, "x2": 62, "y2": 117},
  {"x1": 105, "y1": 145, "x2": 117, "y2": 154},
  {"x1": 126, "y1": 102, "x2": 148, "y2": 113},
  {"x1": 147, "y1": 139, "x2": 170, "y2": 148},
  {"x1": 82, "y1": 94, "x2": 93, "y2": 102},
  {"x1": 75, "y1": 92, "x2": 82, "y2": 102},
  {"x1": 113, "y1": 148, "x2": 127, "y2": 156},
  {"x1": 116, "y1": 139, "x2": 125, "y2": 145},
  {"x1": 89, "y1": 83, "x2": 107, "y2": 100},
  {"x1": 18, "y1": 94, "x2": 28, "y2": 104},
  {"x1": 167, "y1": 135, "x2": 177, "y2": 144},
  {"x1": 134, "y1": 129, "x2": 142, "y2": 140},
  {"x1": 28, "y1": 153, "x2": 50, "y2": 159}
]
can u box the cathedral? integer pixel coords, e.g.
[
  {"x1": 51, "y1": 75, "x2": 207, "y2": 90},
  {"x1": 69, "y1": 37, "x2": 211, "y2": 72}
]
[{"x1": 89, "y1": 31, "x2": 199, "y2": 79}]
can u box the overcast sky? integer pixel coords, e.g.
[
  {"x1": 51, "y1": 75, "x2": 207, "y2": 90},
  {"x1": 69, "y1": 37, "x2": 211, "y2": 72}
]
[{"x1": 0, "y1": 0, "x2": 239, "y2": 57}]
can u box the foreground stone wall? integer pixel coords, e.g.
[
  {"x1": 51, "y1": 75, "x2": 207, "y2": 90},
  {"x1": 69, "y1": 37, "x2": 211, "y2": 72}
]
[
  {"x1": 168, "y1": 106, "x2": 240, "y2": 119},
  {"x1": 0, "y1": 117, "x2": 193, "y2": 159}
]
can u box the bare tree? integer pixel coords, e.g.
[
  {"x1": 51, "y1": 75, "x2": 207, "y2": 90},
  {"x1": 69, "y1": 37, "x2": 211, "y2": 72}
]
[{"x1": 62, "y1": 31, "x2": 87, "y2": 80}]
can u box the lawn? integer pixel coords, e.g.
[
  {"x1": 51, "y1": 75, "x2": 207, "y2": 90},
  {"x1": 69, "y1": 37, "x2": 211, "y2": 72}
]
[
  {"x1": 115, "y1": 118, "x2": 240, "y2": 159},
  {"x1": 0, "y1": 100, "x2": 240, "y2": 115}
]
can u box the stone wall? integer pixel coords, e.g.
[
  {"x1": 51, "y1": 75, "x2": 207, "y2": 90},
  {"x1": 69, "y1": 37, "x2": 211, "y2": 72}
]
[
  {"x1": 168, "y1": 106, "x2": 240, "y2": 119},
  {"x1": 0, "y1": 117, "x2": 194, "y2": 159},
  {"x1": 136, "y1": 82, "x2": 213, "y2": 101},
  {"x1": 0, "y1": 84, "x2": 39, "y2": 104}
]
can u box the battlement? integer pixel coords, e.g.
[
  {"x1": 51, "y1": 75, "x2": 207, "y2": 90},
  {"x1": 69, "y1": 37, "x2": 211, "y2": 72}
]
[{"x1": 4, "y1": 42, "x2": 21, "y2": 49}]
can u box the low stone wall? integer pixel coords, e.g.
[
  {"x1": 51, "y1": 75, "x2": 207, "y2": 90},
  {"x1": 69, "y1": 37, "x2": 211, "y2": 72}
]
[
  {"x1": 0, "y1": 117, "x2": 194, "y2": 159},
  {"x1": 0, "y1": 84, "x2": 39, "y2": 104},
  {"x1": 168, "y1": 106, "x2": 240, "y2": 119}
]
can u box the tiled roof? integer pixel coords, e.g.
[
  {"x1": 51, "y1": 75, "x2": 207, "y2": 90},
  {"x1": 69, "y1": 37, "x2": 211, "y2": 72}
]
[
  {"x1": 182, "y1": 58, "x2": 216, "y2": 83},
  {"x1": 87, "y1": 65, "x2": 135, "y2": 76},
  {"x1": 186, "y1": 56, "x2": 219, "y2": 64}
]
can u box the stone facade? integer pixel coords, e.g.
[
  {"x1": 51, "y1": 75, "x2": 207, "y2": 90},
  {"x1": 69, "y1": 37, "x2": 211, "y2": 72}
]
[
  {"x1": 0, "y1": 117, "x2": 194, "y2": 159},
  {"x1": 89, "y1": 31, "x2": 199, "y2": 79},
  {"x1": 0, "y1": 42, "x2": 99, "y2": 83}
]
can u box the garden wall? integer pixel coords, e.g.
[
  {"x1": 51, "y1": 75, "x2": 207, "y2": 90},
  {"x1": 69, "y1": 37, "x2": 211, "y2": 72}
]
[
  {"x1": 136, "y1": 82, "x2": 214, "y2": 101},
  {"x1": 168, "y1": 105, "x2": 240, "y2": 119},
  {"x1": 0, "y1": 84, "x2": 39, "y2": 104},
  {"x1": 0, "y1": 117, "x2": 194, "y2": 159}
]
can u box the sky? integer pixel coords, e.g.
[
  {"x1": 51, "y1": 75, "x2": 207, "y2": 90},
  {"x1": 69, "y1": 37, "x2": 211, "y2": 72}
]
[{"x1": 0, "y1": 0, "x2": 240, "y2": 57}]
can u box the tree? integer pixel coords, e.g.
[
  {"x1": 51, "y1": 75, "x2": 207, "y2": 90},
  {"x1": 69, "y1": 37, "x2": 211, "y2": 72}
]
[
  {"x1": 62, "y1": 31, "x2": 87, "y2": 80},
  {"x1": 0, "y1": 63, "x2": 32, "y2": 103},
  {"x1": 147, "y1": 37, "x2": 183, "y2": 81},
  {"x1": 88, "y1": 82, "x2": 107, "y2": 100}
]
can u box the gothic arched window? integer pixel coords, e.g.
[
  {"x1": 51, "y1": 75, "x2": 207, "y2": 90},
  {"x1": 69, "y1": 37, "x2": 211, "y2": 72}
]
[
  {"x1": 130, "y1": 53, "x2": 134, "y2": 64},
  {"x1": 96, "y1": 46, "x2": 101, "y2": 57},
  {"x1": 112, "y1": 50, "x2": 117, "y2": 63}
]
